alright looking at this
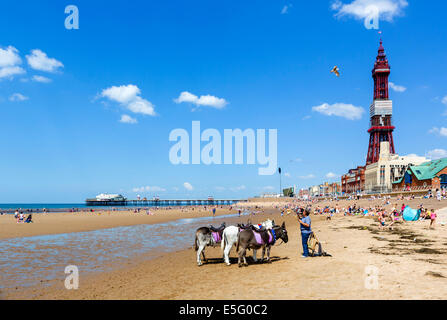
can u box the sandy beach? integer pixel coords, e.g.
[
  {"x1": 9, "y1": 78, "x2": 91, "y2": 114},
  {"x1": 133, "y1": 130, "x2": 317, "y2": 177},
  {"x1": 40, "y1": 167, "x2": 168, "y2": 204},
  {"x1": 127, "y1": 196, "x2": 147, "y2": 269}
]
[{"x1": 1, "y1": 198, "x2": 447, "y2": 300}]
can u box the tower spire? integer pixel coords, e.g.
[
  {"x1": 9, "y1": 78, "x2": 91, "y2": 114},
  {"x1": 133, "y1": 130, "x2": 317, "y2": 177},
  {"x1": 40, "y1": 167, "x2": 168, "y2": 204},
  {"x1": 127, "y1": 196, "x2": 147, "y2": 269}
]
[
  {"x1": 373, "y1": 39, "x2": 390, "y2": 100},
  {"x1": 366, "y1": 40, "x2": 396, "y2": 165}
]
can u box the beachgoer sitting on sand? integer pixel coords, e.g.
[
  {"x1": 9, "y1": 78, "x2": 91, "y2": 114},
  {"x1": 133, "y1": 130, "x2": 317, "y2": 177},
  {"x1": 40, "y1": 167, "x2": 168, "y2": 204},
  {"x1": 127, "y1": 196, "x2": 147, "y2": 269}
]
[
  {"x1": 25, "y1": 214, "x2": 33, "y2": 223},
  {"x1": 393, "y1": 209, "x2": 400, "y2": 222},
  {"x1": 17, "y1": 212, "x2": 25, "y2": 223},
  {"x1": 378, "y1": 213, "x2": 394, "y2": 230}
]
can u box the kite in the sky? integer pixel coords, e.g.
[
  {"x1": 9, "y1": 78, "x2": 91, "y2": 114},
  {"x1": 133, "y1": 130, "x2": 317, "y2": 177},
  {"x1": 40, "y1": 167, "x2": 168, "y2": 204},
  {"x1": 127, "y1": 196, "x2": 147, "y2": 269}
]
[{"x1": 330, "y1": 66, "x2": 340, "y2": 77}]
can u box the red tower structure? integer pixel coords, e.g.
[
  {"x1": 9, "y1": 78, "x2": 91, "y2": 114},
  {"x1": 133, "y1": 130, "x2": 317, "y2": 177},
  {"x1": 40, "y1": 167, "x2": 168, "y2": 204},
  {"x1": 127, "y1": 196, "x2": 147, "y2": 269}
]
[{"x1": 366, "y1": 40, "x2": 396, "y2": 164}]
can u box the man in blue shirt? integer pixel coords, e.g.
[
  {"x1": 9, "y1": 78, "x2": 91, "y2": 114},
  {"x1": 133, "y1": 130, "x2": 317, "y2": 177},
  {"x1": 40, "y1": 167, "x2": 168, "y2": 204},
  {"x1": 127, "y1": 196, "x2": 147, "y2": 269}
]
[{"x1": 298, "y1": 209, "x2": 312, "y2": 258}]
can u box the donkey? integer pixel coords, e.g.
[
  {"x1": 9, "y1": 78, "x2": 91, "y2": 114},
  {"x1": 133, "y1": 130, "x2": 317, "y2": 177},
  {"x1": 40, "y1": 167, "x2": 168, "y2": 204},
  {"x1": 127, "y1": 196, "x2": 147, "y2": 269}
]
[
  {"x1": 194, "y1": 222, "x2": 226, "y2": 266},
  {"x1": 221, "y1": 219, "x2": 274, "y2": 266},
  {"x1": 236, "y1": 222, "x2": 288, "y2": 267}
]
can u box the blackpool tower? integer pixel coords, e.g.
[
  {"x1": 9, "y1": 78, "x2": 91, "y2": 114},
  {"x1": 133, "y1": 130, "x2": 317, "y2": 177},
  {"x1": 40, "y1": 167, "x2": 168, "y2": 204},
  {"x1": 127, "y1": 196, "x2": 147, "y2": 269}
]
[{"x1": 366, "y1": 40, "x2": 396, "y2": 164}]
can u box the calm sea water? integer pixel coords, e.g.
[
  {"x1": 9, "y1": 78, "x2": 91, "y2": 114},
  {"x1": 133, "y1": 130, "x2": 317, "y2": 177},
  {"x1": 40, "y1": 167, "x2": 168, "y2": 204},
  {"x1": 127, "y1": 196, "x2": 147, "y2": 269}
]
[{"x1": 0, "y1": 204, "x2": 86, "y2": 210}]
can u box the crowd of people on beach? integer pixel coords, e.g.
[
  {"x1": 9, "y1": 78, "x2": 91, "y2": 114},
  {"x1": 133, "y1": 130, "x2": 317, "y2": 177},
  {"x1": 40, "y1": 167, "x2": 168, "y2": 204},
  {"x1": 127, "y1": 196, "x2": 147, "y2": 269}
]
[
  {"x1": 272, "y1": 198, "x2": 442, "y2": 231},
  {"x1": 2, "y1": 190, "x2": 444, "y2": 232},
  {"x1": 13, "y1": 210, "x2": 33, "y2": 224}
]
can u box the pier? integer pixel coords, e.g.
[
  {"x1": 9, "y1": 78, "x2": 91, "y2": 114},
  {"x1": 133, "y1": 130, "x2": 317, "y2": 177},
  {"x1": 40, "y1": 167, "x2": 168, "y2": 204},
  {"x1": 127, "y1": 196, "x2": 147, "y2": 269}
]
[{"x1": 85, "y1": 198, "x2": 246, "y2": 207}]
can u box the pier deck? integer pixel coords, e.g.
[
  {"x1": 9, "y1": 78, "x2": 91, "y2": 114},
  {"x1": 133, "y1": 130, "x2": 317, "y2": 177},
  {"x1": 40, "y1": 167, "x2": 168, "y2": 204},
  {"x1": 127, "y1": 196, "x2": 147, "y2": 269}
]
[{"x1": 85, "y1": 199, "x2": 246, "y2": 207}]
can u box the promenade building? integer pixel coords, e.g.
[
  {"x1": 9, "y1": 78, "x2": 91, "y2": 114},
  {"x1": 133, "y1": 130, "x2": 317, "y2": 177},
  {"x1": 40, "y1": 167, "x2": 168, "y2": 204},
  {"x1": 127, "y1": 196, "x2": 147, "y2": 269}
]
[
  {"x1": 392, "y1": 158, "x2": 447, "y2": 191},
  {"x1": 298, "y1": 188, "x2": 310, "y2": 199},
  {"x1": 364, "y1": 142, "x2": 428, "y2": 193},
  {"x1": 309, "y1": 185, "x2": 320, "y2": 198},
  {"x1": 308, "y1": 182, "x2": 341, "y2": 197},
  {"x1": 341, "y1": 166, "x2": 366, "y2": 194}
]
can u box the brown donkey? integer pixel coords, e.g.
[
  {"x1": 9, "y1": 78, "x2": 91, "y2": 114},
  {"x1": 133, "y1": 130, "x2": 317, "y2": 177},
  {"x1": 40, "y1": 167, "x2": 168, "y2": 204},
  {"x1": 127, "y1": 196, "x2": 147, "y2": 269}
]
[{"x1": 236, "y1": 222, "x2": 288, "y2": 267}]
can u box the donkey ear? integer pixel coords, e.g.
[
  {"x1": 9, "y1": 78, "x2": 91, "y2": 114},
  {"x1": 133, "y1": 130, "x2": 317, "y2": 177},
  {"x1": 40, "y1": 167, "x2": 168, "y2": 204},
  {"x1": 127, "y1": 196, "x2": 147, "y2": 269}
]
[{"x1": 281, "y1": 222, "x2": 286, "y2": 228}]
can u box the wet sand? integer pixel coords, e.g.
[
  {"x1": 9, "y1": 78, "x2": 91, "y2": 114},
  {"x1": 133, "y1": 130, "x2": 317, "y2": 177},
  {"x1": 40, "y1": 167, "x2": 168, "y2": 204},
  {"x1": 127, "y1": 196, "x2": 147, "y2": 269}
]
[
  {"x1": 0, "y1": 206, "x2": 237, "y2": 240},
  {"x1": 2, "y1": 198, "x2": 447, "y2": 300}
]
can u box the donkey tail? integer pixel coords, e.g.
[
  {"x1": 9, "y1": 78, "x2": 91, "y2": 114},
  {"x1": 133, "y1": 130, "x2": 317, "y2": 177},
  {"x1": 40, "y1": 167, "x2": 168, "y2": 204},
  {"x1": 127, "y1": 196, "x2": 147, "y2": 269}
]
[
  {"x1": 221, "y1": 230, "x2": 226, "y2": 251},
  {"x1": 194, "y1": 233, "x2": 199, "y2": 251},
  {"x1": 236, "y1": 232, "x2": 240, "y2": 253}
]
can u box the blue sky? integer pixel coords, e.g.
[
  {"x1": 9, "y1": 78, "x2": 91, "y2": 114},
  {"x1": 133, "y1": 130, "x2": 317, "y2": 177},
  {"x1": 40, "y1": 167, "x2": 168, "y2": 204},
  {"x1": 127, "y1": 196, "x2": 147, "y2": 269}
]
[{"x1": 0, "y1": 0, "x2": 446, "y2": 202}]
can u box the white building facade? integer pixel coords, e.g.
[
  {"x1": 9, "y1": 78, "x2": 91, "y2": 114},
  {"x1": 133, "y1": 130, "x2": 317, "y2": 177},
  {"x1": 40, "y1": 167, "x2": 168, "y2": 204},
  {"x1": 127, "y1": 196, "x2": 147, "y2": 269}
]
[{"x1": 364, "y1": 142, "x2": 428, "y2": 193}]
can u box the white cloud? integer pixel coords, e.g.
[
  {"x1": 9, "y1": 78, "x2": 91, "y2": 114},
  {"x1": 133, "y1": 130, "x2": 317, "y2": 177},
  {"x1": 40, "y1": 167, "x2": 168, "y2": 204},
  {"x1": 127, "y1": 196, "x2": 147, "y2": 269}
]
[
  {"x1": 26, "y1": 49, "x2": 63, "y2": 73},
  {"x1": 389, "y1": 82, "x2": 406, "y2": 92},
  {"x1": 230, "y1": 185, "x2": 246, "y2": 192},
  {"x1": 0, "y1": 46, "x2": 22, "y2": 67},
  {"x1": 132, "y1": 186, "x2": 167, "y2": 193},
  {"x1": 263, "y1": 186, "x2": 275, "y2": 191},
  {"x1": 183, "y1": 182, "x2": 194, "y2": 191},
  {"x1": 284, "y1": 172, "x2": 291, "y2": 178},
  {"x1": 332, "y1": 0, "x2": 409, "y2": 22},
  {"x1": 290, "y1": 158, "x2": 303, "y2": 163},
  {"x1": 102, "y1": 85, "x2": 140, "y2": 104},
  {"x1": 405, "y1": 153, "x2": 421, "y2": 158},
  {"x1": 0, "y1": 46, "x2": 24, "y2": 79},
  {"x1": 427, "y1": 149, "x2": 447, "y2": 160},
  {"x1": 442, "y1": 96, "x2": 447, "y2": 105},
  {"x1": 101, "y1": 84, "x2": 156, "y2": 116},
  {"x1": 174, "y1": 91, "x2": 228, "y2": 109},
  {"x1": 299, "y1": 174, "x2": 316, "y2": 179},
  {"x1": 312, "y1": 102, "x2": 364, "y2": 120},
  {"x1": 0, "y1": 66, "x2": 25, "y2": 79},
  {"x1": 127, "y1": 97, "x2": 156, "y2": 115},
  {"x1": 9, "y1": 93, "x2": 28, "y2": 102},
  {"x1": 120, "y1": 114, "x2": 138, "y2": 124},
  {"x1": 429, "y1": 127, "x2": 447, "y2": 137},
  {"x1": 32, "y1": 75, "x2": 52, "y2": 83},
  {"x1": 215, "y1": 186, "x2": 226, "y2": 192},
  {"x1": 326, "y1": 172, "x2": 340, "y2": 179}
]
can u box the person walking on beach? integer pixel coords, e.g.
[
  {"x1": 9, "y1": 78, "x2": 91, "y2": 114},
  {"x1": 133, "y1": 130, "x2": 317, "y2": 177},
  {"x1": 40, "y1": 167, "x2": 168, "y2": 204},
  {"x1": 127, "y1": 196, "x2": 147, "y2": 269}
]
[
  {"x1": 298, "y1": 209, "x2": 312, "y2": 258},
  {"x1": 429, "y1": 209, "x2": 437, "y2": 229},
  {"x1": 212, "y1": 207, "x2": 216, "y2": 217}
]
